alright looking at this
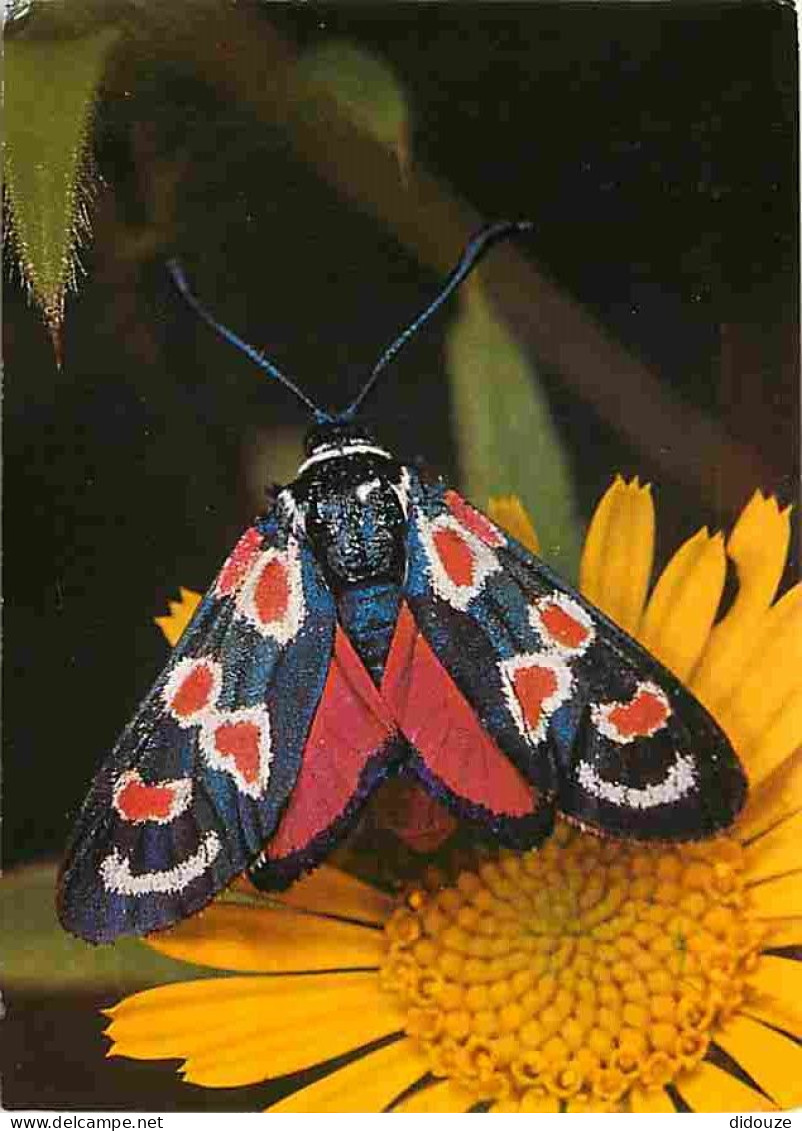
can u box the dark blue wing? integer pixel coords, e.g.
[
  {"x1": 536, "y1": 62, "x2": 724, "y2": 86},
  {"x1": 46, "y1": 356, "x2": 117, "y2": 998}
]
[
  {"x1": 57, "y1": 509, "x2": 337, "y2": 942},
  {"x1": 402, "y1": 473, "x2": 747, "y2": 842}
]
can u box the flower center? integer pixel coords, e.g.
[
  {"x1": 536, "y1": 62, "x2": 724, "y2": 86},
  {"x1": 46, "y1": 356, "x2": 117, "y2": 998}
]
[{"x1": 380, "y1": 822, "x2": 764, "y2": 1109}]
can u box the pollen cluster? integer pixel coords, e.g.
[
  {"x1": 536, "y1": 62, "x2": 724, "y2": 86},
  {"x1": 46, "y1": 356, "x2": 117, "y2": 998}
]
[{"x1": 380, "y1": 823, "x2": 764, "y2": 1110}]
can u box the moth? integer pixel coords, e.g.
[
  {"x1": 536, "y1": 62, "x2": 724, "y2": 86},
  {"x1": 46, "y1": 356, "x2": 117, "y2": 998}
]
[{"x1": 58, "y1": 222, "x2": 747, "y2": 943}]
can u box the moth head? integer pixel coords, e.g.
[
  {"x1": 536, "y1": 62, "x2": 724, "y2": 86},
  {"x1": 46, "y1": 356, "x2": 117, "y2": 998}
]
[{"x1": 303, "y1": 419, "x2": 379, "y2": 458}]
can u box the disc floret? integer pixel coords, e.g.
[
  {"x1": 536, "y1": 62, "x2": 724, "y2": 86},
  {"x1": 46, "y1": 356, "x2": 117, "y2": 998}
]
[{"x1": 380, "y1": 823, "x2": 764, "y2": 1108}]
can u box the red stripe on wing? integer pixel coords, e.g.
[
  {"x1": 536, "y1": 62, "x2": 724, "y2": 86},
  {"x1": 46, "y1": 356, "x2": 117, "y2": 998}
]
[
  {"x1": 381, "y1": 604, "x2": 536, "y2": 818},
  {"x1": 267, "y1": 626, "x2": 395, "y2": 860}
]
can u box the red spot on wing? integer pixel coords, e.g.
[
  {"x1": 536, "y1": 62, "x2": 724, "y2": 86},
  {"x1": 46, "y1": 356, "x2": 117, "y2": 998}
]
[
  {"x1": 217, "y1": 527, "x2": 262, "y2": 595},
  {"x1": 607, "y1": 686, "x2": 670, "y2": 739},
  {"x1": 381, "y1": 605, "x2": 536, "y2": 817},
  {"x1": 213, "y1": 720, "x2": 263, "y2": 785},
  {"x1": 511, "y1": 662, "x2": 559, "y2": 730},
  {"x1": 116, "y1": 780, "x2": 174, "y2": 822},
  {"x1": 540, "y1": 601, "x2": 590, "y2": 649},
  {"x1": 170, "y1": 663, "x2": 215, "y2": 718},
  {"x1": 253, "y1": 558, "x2": 290, "y2": 624},
  {"x1": 113, "y1": 772, "x2": 190, "y2": 823},
  {"x1": 444, "y1": 490, "x2": 505, "y2": 548},
  {"x1": 433, "y1": 527, "x2": 476, "y2": 587},
  {"x1": 237, "y1": 546, "x2": 303, "y2": 644},
  {"x1": 268, "y1": 628, "x2": 395, "y2": 860}
]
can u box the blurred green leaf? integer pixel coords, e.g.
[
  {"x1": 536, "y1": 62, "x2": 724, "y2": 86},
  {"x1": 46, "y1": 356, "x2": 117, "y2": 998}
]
[
  {"x1": 4, "y1": 26, "x2": 119, "y2": 360},
  {"x1": 295, "y1": 40, "x2": 410, "y2": 178},
  {"x1": 0, "y1": 863, "x2": 212, "y2": 991},
  {"x1": 5, "y1": 0, "x2": 131, "y2": 37},
  {"x1": 446, "y1": 283, "x2": 583, "y2": 580}
]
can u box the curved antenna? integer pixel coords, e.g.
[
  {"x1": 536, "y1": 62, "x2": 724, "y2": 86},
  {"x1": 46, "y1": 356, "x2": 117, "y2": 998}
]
[
  {"x1": 167, "y1": 260, "x2": 331, "y2": 422},
  {"x1": 341, "y1": 220, "x2": 534, "y2": 420}
]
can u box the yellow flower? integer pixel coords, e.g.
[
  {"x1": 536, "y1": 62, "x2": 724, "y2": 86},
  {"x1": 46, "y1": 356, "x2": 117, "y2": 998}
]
[
  {"x1": 106, "y1": 479, "x2": 801, "y2": 1112},
  {"x1": 153, "y1": 587, "x2": 202, "y2": 646}
]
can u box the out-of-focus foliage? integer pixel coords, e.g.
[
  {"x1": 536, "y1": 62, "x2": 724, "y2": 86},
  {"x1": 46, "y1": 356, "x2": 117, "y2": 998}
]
[
  {"x1": 244, "y1": 426, "x2": 306, "y2": 511},
  {"x1": 4, "y1": 25, "x2": 119, "y2": 359},
  {"x1": 0, "y1": 863, "x2": 211, "y2": 990},
  {"x1": 295, "y1": 40, "x2": 411, "y2": 179},
  {"x1": 447, "y1": 282, "x2": 583, "y2": 580}
]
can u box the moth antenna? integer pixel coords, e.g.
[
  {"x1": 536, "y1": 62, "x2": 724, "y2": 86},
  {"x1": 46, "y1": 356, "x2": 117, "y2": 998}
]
[
  {"x1": 168, "y1": 260, "x2": 332, "y2": 423},
  {"x1": 340, "y1": 220, "x2": 534, "y2": 420}
]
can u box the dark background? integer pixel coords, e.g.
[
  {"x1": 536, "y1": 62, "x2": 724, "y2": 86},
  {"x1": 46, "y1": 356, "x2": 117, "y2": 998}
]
[
  {"x1": 2, "y1": 0, "x2": 798, "y2": 1108},
  {"x1": 5, "y1": 0, "x2": 798, "y2": 871}
]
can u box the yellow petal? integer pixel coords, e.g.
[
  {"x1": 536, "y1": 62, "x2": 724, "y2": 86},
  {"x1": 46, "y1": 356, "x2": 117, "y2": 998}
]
[
  {"x1": 748, "y1": 871, "x2": 802, "y2": 920},
  {"x1": 628, "y1": 1085, "x2": 675, "y2": 1112},
  {"x1": 744, "y1": 955, "x2": 802, "y2": 1038},
  {"x1": 758, "y1": 918, "x2": 802, "y2": 949},
  {"x1": 638, "y1": 528, "x2": 726, "y2": 680},
  {"x1": 580, "y1": 475, "x2": 624, "y2": 605},
  {"x1": 154, "y1": 587, "x2": 202, "y2": 646},
  {"x1": 274, "y1": 864, "x2": 394, "y2": 923},
  {"x1": 487, "y1": 495, "x2": 540, "y2": 555},
  {"x1": 106, "y1": 972, "x2": 403, "y2": 1087},
  {"x1": 145, "y1": 902, "x2": 384, "y2": 972},
  {"x1": 674, "y1": 1059, "x2": 778, "y2": 1112},
  {"x1": 691, "y1": 494, "x2": 791, "y2": 710},
  {"x1": 744, "y1": 689, "x2": 802, "y2": 788},
  {"x1": 737, "y1": 750, "x2": 802, "y2": 839},
  {"x1": 182, "y1": 990, "x2": 403, "y2": 1088},
  {"x1": 743, "y1": 809, "x2": 802, "y2": 885},
  {"x1": 104, "y1": 972, "x2": 370, "y2": 1040},
  {"x1": 268, "y1": 1039, "x2": 428, "y2": 1112},
  {"x1": 728, "y1": 492, "x2": 791, "y2": 594},
  {"x1": 715, "y1": 585, "x2": 802, "y2": 757},
  {"x1": 713, "y1": 1013, "x2": 802, "y2": 1109},
  {"x1": 104, "y1": 974, "x2": 271, "y2": 1023},
  {"x1": 744, "y1": 1000, "x2": 802, "y2": 1041},
  {"x1": 390, "y1": 1079, "x2": 474, "y2": 1112},
  {"x1": 579, "y1": 476, "x2": 654, "y2": 634}
]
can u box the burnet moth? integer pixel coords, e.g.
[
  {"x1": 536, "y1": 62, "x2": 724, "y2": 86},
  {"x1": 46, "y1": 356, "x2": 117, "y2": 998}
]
[{"x1": 58, "y1": 222, "x2": 747, "y2": 943}]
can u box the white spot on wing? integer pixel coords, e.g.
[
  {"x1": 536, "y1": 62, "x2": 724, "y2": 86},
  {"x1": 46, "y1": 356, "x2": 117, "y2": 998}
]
[
  {"x1": 576, "y1": 753, "x2": 697, "y2": 809},
  {"x1": 530, "y1": 594, "x2": 595, "y2": 657},
  {"x1": 236, "y1": 540, "x2": 305, "y2": 645},
  {"x1": 99, "y1": 831, "x2": 222, "y2": 896},
  {"x1": 418, "y1": 512, "x2": 500, "y2": 611},
  {"x1": 500, "y1": 651, "x2": 573, "y2": 744},
  {"x1": 199, "y1": 704, "x2": 273, "y2": 798},
  {"x1": 163, "y1": 658, "x2": 222, "y2": 728}
]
